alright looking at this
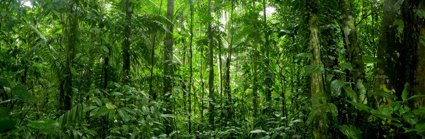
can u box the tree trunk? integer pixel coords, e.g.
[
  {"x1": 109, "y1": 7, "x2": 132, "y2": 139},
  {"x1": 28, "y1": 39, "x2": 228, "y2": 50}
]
[
  {"x1": 60, "y1": 0, "x2": 78, "y2": 111},
  {"x1": 340, "y1": 0, "x2": 365, "y2": 84},
  {"x1": 252, "y1": 51, "x2": 258, "y2": 120},
  {"x1": 207, "y1": 0, "x2": 215, "y2": 130},
  {"x1": 188, "y1": 0, "x2": 194, "y2": 133},
  {"x1": 262, "y1": 0, "x2": 273, "y2": 113},
  {"x1": 412, "y1": 2, "x2": 425, "y2": 109},
  {"x1": 163, "y1": 0, "x2": 175, "y2": 135},
  {"x1": 122, "y1": 0, "x2": 132, "y2": 82},
  {"x1": 224, "y1": 0, "x2": 234, "y2": 124},
  {"x1": 149, "y1": 0, "x2": 163, "y2": 100},
  {"x1": 309, "y1": 8, "x2": 327, "y2": 138}
]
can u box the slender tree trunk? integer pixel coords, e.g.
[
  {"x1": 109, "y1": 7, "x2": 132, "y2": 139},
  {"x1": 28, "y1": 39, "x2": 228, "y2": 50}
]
[
  {"x1": 207, "y1": 0, "x2": 215, "y2": 130},
  {"x1": 122, "y1": 0, "x2": 132, "y2": 82},
  {"x1": 252, "y1": 51, "x2": 258, "y2": 120},
  {"x1": 100, "y1": 6, "x2": 109, "y2": 90},
  {"x1": 60, "y1": 0, "x2": 78, "y2": 111},
  {"x1": 411, "y1": 1, "x2": 425, "y2": 109},
  {"x1": 149, "y1": 35, "x2": 157, "y2": 99},
  {"x1": 374, "y1": 0, "x2": 400, "y2": 109},
  {"x1": 262, "y1": 0, "x2": 273, "y2": 114},
  {"x1": 309, "y1": 7, "x2": 327, "y2": 138},
  {"x1": 149, "y1": 0, "x2": 163, "y2": 100},
  {"x1": 188, "y1": 0, "x2": 194, "y2": 133},
  {"x1": 340, "y1": 0, "x2": 365, "y2": 84},
  {"x1": 163, "y1": 0, "x2": 175, "y2": 135},
  {"x1": 414, "y1": 5, "x2": 425, "y2": 109},
  {"x1": 224, "y1": 0, "x2": 234, "y2": 124}
]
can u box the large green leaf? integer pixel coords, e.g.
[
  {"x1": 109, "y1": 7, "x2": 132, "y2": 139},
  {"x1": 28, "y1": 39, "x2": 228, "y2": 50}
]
[
  {"x1": 304, "y1": 64, "x2": 323, "y2": 75},
  {"x1": 339, "y1": 125, "x2": 362, "y2": 139},
  {"x1": 331, "y1": 80, "x2": 346, "y2": 96},
  {"x1": 347, "y1": 100, "x2": 372, "y2": 112},
  {"x1": 369, "y1": 90, "x2": 397, "y2": 99},
  {"x1": 416, "y1": 9, "x2": 425, "y2": 19},
  {"x1": 402, "y1": 83, "x2": 409, "y2": 102},
  {"x1": 340, "y1": 63, "x2": 353, "y2": 71}
]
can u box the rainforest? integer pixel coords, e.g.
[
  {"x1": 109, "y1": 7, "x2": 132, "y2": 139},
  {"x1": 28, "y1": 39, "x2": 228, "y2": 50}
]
[{"x1": 1, "y1": 0, "x2": 425, "y2": 138}]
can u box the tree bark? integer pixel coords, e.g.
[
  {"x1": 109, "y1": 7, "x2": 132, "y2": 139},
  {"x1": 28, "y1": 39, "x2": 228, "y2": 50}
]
[
  {"x1": 309, "y1": 8, "x2": 327, "y2": 138},
  {"x1": 188, "y1": 0, "x2": 194, "y2": 133},
  {"x1": 413, "y1": 2, "x2": 425, "y2": 109},
  {"x1": 60, "y1": 0, "x2": 78, "y2": 111},
  {"x1": 163, "y1": 0, "x2": 175, "y2": 135},
  {"x1": 340, "y1": 0, "x2": 365, "y2": 83},
  {"x1": 122, "y1": 0, "x2": 132, "y2": 82},
  {"x1": 262, "y1": 0, "x2": 273, "y2": 114},
  {"x1": 252, "y1": 51, "x2": 258, "y2": 120},
  {"x1": 224, "y1": 0, "x2": 234, "y2": 124},
  {"x1": 207, "y1": 0, "x2": 215, "y2": 130}
]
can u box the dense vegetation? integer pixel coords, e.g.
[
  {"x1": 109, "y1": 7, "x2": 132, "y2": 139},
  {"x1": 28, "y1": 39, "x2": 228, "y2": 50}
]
[{"x1": 1, "y1": 0, "x2": 425, "y2": 138}]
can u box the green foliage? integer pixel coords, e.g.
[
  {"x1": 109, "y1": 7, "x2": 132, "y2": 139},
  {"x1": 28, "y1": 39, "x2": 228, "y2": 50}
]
[
  {"x1": 1, "y1": 0, "x2": 424, "y2": 138},
  {"x1": 348, "y1": 86, "x2": 425, "y2": 137},
  {"x1": 339, "y1": 125, "x2": 362, "y2": 139},
  {"x1": 304, "y1": 64, "x2": 323, "y2": 75}
]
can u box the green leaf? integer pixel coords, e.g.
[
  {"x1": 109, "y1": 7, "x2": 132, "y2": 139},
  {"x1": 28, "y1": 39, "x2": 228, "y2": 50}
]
[
  {"x1": 328, "y1": 103, "x2": 338, "y2": 117},
  {"x1": 412, "y1": 107, "x2": 425, "y2": 116},
  {"x1": 112, "y1": 92, "x2": 123, "y2": 96},
  {"x1": 394, "y1": 0, "x2": 405, "y2": 11},
  {"x1": 403, "y1": 113, "x2": 417, "y2": 125},
  {"x1": 340, "y1": 63, "x2": 353, "y2": 71},
  {"x1": 296, "y1": 53, "x2": 312, "y2": 59},
  {"x1": 393, "y1": 19, "x2": 404, "y2": 34},
  {"x1": 407, "y1": 95, "x2": 425, "y2": 101},
  {"x1": 362, "y1": 55, "x2": 377, "y2": 63},
  {"x1": 348, "y1": 100, "x2": 372, "y2": 112},
  {"x1": 401, "y1": 83, "x2": 409, "y2": 102},
  {"x1": 250, "y1": 129, "x2": 266, "y2": 134},
  {"x1": 339, "y1": 125, "x2": 361, "y2": 139},
  {"x1": 415, "y1": 9, "x2": 425, "y2": 19},
  {"x1": 118, "y1": 109, "x2": 130, "y2": 122},
  {"x1": 105, "y1": 103, "x2": 116, "y2": 110},
  {"x1": 415, "y1": 120, "x2": 425, "y2": 131},
  {"x1": 160, "y1": 114, "x2": 175, "y2": 118},
  {"x1": 369, "y1": 90, "x2": 397, "y2": 99},
  {"x1": 101, "y1": 46, "x2": 109, "y2": 53},
  {"x1": 331, "y1": 80, "x2": 346, "y2": 96},
  {"x1": 304, "y1": 64, "x2": 323, "y2": 75},
  {"x1": 343, "y1": 86, "x2": 358, "y2": 101},
  {"x1": 420, "y1": 36, "x2": 425, "y2": 46},
  {"x1": 356, "y1": 80, "x2": 366, "y2": 96}
]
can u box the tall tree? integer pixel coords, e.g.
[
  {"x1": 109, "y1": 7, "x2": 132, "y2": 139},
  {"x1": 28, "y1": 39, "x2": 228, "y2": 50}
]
[
  {"x1": 149, "y1": 0, "x2": 163, "y2": 100},
  {"x1": 60, "y1": 0, "x2": 79, "y2": 111},
  {"x1": 308, "y1": 1, "x2": 327, "y2": 138},
  {"x1": 207, "y1": 0, "x2": 216, "y2": 130},
  {"x1": 164, "y1": 0, "x2": 175, "y2": 135},
  {"x1": 414, "y1": 2, "x2": 425, "y2": 109},
  {"x1": 262, "y1": 0, "x2": 273, "y2": 114},
  {"x1": 122, "y1": 0, "x2": 132, "y2": 82},
  {"x1": 188, "y1": 0, "x2": 194, "y2": 133},
  {"x1": 224, "y1": 0, "x2": 234, "y2": 124},
  {"x1": 340, "y1": 0, "x2": 365, "y2": 83}
]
